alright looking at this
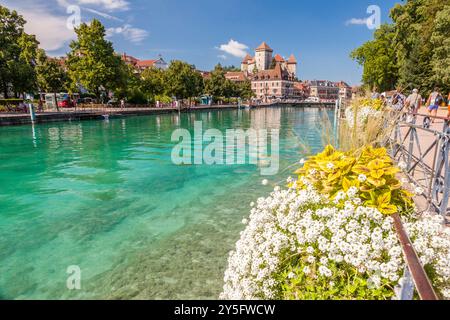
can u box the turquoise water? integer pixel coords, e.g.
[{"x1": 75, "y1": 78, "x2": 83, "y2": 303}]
[{"x1": 0, "y1": 107, "x2": 330, "y2": 299}]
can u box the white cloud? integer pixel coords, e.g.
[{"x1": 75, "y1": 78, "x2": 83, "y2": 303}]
[
  {"x1": 345, "y1": 18, "x2": 370, "y2": 26},
  {"x1": 106, "y1": 24, "x2": 148, "y2": 43},
  {"x1": 82, "y1": 7, "x2": 124, "y2": 21},
  {"x1": 218, "y1": 54, "x2": 227, "y2": 60},
  {"x1": 218, "y1": 39, "x2": 248, "y2": 58},
  {"x1": 3, "y1": 1, "x2": 76, "y2": 52},
  {"x1": 74, "y1": 0, "x2": 129, "y2": 11}
]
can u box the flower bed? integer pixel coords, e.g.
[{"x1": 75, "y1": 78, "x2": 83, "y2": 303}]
[{"x1": 221, "y1": 145, "x2": 450, "y2": 300}]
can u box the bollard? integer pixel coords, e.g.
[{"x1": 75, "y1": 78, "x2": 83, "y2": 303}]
[{"x1": 28, "y1": 103, "x2": 36, "y2": 123}]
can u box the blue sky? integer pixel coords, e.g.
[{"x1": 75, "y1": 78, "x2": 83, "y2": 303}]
[{"x1": 1, "y1": 0, "x2": 403, "y2": 85}]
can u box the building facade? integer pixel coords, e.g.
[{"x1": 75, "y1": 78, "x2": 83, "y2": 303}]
[
  {"x1": 240, "y1": 42, "x2": 299, "y2": 102},
  {"x1": 121, "y1": 53, "x2": 168, "y2": 72},
  {"x1": 336, "y1": 81, "x2": 352, "y2": 101},
  {"x1": 307, "y1": 80, "x2": 340, "y2": 102}
]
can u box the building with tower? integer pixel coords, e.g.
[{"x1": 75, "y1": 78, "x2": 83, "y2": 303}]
[
  {"x1": 238, "y1": 42, "x2": 299, "y2": 102},
  {"x1": 240, "y1": 42, "x2": 297, "y2": 79}
]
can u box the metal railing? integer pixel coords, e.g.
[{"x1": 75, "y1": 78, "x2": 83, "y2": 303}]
[
  {"x1": 334, "y1": 100, "x2": 444, "y2": 300},
  {"x1": 388, "y1": 113, "x2": 450, "y2": 220}
]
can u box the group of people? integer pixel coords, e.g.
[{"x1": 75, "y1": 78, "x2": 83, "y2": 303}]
[{"x1": 373, "y1": 87, "x2": 450, "y2": 121}]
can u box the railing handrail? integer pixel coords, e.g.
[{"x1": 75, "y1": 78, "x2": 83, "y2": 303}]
[{"x1": 392, "y1": 214, "x2": 439, "y2": 300}]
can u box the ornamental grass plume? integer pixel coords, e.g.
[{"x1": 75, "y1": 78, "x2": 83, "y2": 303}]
[{"x1": 335, "y1": 97, "x2": 402, "y2": 152}]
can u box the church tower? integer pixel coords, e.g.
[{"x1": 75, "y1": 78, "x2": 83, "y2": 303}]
[{"x1": 255, "y1": 42, "x2": 273, "y2": 71}]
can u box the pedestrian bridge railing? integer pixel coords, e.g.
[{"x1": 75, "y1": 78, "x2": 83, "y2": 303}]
[
  {"x1": 334, "y1": 99, "x2": 446, "y2": 300},
  {"x1": 388, "y1": 113, "x2": 450, "y2": 220}
]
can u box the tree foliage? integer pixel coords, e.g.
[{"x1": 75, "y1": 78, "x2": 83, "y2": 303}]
[
  {"x1": 352, "y1": 0, "x2": 450, "y2": 95},
  {"x1": 1, "y1": 4, "x2": 254, "y2": 104},
  {"x1": 35, "y1": 49, "x2": 67, "y2": 93},
  {"x1": 66, "y1": 19, "x2": 125, "y2": 98},
  {"x1": 164, "y1": 60, "x2": 204, "y2": 100},
  {"x1": 351, "y1": 24, "x2": 398, "y2": 92},
  {"x1": 0, "y1": 5, "x2": 39, "y2": 98}
]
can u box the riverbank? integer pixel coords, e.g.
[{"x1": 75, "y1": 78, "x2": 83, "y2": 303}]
[
  {"x1": 0, "y1": 105, "x2": 236, "y2": 126},
  {"x1": 0, "y1": 102, "x2": 335, "y2": 126}
]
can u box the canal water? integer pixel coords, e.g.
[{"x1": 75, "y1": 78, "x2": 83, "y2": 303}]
[{"x1": 0, "y1": 107, "x2": 330, "y2": 299}]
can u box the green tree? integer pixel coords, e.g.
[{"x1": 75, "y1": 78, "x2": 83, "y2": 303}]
[
  {"x1": 236, "y1": 80, "x2": 254, "y2": 99},
  {"x1": 204, "y1": 64, "x2": 227, "y2": 99},
  {"x1": 141, "y1": 67, "x2": 165, "y2": 102},
  {"x1": 390, "y1": 0, "x2": 443, "y2": 93},
  {"x1": 350, "y1": 24, "x2": 398, "y2": 92},
  {"x1": 222, "y1": 65, "x2": 241, "y2": 72},
  {"x1": 164, "y1": 60, "x2": 204, "y2": 102},
  {"x1": 352, "y1": 0, "x2": 449, "y2": 95},
  {"x1": 66, "y1": 19, "x2": 125, "y2": 99},
  {"x1": 430, "y1": 5, "x2": 450, "y2": 92},
  {"x1": 0, "y1": 5, "x2": 39, "y2": 97},
  {"x1": 35, "y1": 49, "x2": 67, "y2": 93}
]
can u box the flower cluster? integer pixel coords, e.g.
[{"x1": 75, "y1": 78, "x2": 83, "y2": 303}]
[
  {"x1": 345, "y1": 106, "x2": 382, "y2": 128},
  {"x1": 221, "y1": 183, "x2": 404, "y2": 300},
  {"x1": 404, "y1": 213, "x2": 450, "y2": 299},
  {"x1": 221, "y1": 181, "x2": 450, "y2": 300}
]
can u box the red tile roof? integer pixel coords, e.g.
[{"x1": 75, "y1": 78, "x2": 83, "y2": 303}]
[
  {"x1": 256, "y1": 42, "x2": 273, "y2": 52},
  {"x1": 136, "y1": 59, "x2": 157, "y2": 68},
  {"x1": 288, "y1": 54, "x2": 297, "y2": 64},
  {"x1": 225, "y1": 71, "x2": 247, "y2": 82},
  {"x1": 242, "y1": 54, "x2": 253, "y2": 64},
  {"x1": 274, "y1": 54, "x2": 285, "y2": 62},
  {"x1": 251, "y1": 63, "x2": 292, "y2": 81}
]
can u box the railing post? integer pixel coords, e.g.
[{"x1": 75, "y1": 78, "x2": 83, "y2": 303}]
[
  {"x1": 439, "y1": 136, "x2": 450, "y2": 218},
  {"x1": 397, "y1": 266, "x2": 415, "y2": 300},
  {"x1": 407, "y1": 116, "x2": 417, "y2": 171}
]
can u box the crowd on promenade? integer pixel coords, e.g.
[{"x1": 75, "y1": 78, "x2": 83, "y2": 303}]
[{"x1": 372, "y1": 87, "x2": 450, "y2": 121}]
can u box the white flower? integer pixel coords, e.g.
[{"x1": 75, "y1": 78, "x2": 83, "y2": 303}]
[
  {"x1": 299, "y1": 158, "x2": 306, "y2": 165},
  {"x1": 327, "y1": 162, "x2": 335, "y2": 170},
  {"x1": 242, "y1": 218, "x2": 248, "y2": 225},
  {"x1": 318, "y1": 265, "x2": 332, "y2": 278},
  {"x1": 303, "y1": 266, "x2": 311, "y2": 275},
  {"x1": 250, "y1": 202, "x2": 255, "y2": 207},
  {"x1": 261, "y1": 179, "x2": 269, "y2": 186},
  {"x1": 307, "y1": 256, "x2": 316, "y2": 264},
  {"x1": 358, "y1": 174, "x2": 367, "y2": 183},
  {"x1": 347, "y1": 186, "x2": 359, "y2": 198},
  {"x1": 414, "y1": 186, "x2": 424, "y2": 195},
  {"x1": 220, "y1": 184, "x2": 450, "y2": 300},
  {"x1": 368, "y1": 275, "x2": 381, "y2": 288},
  {"x1": 398, "y1": 161, "x2": 407, "y2": 170}
]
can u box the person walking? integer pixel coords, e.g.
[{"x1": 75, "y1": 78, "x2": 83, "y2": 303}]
[
  {"x1": 405, "y1": 89, "x2": 422, "y2": 114},
  {"x1": 391, "y1": 88, "x2": 406, "y2": 112},
  {"x1": 426, "y1": 87, "x2": 443, "y2": 122},
  {"x1": 447, "y1": 92, "x2": 450, "y2": 119},
  {"x1": 120, "y1": 99, "x2": 125, "y2": 109}
]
